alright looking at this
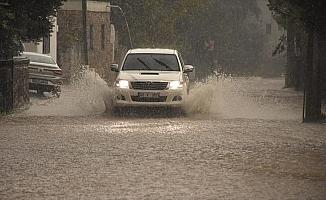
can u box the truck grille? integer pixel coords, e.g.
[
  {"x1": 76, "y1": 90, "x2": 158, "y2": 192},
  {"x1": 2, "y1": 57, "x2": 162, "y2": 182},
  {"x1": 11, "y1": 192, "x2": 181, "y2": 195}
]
[
  {"x1": 131, "y1": 81, "x2": 168, "y2": 90},
  {"x1": 131, "y1": 96, "x2": 167, "y2": 102}
]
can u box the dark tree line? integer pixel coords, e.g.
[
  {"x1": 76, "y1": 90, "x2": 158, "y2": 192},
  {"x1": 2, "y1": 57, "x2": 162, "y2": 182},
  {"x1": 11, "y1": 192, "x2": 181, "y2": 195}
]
[
  {"x1": 268, "y1": 0, "x2": 326, "y2": 121},
  {"x1": 110, "y1": 0, "x2": 265, "y2": 78}
]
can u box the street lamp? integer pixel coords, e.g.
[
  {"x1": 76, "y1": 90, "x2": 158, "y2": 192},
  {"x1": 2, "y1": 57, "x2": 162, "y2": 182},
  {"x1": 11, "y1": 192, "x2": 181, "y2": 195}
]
[{"x1": 107, "y1": 5, "x2": 133, "y2": 49}]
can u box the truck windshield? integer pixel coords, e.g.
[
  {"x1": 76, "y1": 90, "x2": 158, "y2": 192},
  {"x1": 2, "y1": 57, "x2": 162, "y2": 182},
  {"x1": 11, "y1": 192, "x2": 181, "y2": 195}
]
[{"x1": 122, "y1": 54, "x2": 180, "y2": 71}]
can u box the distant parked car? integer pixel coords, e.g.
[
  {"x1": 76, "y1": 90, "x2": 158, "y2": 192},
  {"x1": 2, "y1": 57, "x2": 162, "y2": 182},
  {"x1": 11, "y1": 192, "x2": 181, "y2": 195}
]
[{"x1": 22, "y1": 52, "x2": 62, "y2": 97}]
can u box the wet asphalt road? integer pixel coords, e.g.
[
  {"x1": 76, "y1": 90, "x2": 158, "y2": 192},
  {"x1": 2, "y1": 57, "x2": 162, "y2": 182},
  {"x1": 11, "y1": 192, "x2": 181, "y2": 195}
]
[{"x1": 1, "y1": 114, "x2": 326, "y2": 199}]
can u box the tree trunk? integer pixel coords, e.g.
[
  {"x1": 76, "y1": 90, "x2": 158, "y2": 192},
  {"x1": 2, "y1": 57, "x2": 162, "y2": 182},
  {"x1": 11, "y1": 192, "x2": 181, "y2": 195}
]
[
  {"x1": 285, "y1": 20, "x2": 296, "y2": 88},
  {"x1": 318, "y1": 34, "x2": 326, "y2": 112},
  {"x1": 294, "y1": 31, "x2": 305, "y2": 90},
  {"x1": 82, "y1": 0, "x2": 88, "y2": 65},
  {"x1": 304, "y1": 30, "x2": 322, "y2": 122}
]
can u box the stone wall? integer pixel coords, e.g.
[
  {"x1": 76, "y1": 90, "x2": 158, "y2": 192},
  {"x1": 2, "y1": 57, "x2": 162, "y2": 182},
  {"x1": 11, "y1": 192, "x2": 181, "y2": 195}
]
[
  {"x1": 13, "y1": 58, "x2": 30, "y2": 109},
  {"x1": 57, "y1": 9, "x2": 115, "y2": 84},
  {"x1": 0, "y1": 58, "x2": 29, "y2": 112},
  {"x1": 0, "y1": 60, "x2": 13, "y2": 112}
]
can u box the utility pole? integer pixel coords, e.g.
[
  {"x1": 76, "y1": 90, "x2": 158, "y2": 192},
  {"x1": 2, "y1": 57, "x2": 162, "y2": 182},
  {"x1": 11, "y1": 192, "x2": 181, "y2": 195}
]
[{"x1": 82, "y1": 0, "x2": 88, "y2": 65}]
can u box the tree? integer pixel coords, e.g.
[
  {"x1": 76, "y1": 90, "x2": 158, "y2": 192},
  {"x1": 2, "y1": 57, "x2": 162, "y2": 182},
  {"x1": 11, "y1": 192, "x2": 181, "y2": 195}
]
[
  {"x1": 0, "y1": 0, "x2": 64, "y2": 59},
  {"x1": 268, "y1": 0, "x2": 326, "y2": 121},
  {"x1": 175, "y1": 0, "x2": 263, "y2": 77},
  {"x1": 110, "y1": 0, "x2": 264, "y2": 78},
  {"x1": 109, "y1": 0, "x2": 206, "y2": 48}
]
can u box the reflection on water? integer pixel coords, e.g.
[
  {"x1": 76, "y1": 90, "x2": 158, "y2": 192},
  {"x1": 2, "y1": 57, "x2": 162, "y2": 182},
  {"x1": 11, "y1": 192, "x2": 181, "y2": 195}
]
[{"x1": 23, "y1": 69, "x2": 303, "y2": 120}]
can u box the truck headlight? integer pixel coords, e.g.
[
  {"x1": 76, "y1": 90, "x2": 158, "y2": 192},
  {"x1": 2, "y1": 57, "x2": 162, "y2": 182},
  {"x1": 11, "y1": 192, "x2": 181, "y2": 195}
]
[
  {"x1": 169, "y1": 81, "x2": 183, "y2": 90},
  {"x1": 116, "y1": 80, "x2": 129, "y2": 89}
]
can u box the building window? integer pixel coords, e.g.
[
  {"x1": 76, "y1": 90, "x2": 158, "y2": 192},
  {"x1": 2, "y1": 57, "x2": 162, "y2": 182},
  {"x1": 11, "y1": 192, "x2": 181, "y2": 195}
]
[
  {"x1": 266, "y1": 23, "x2": 272, "y2": 35},
  {"x1": 89, "y1": 24, "x2": 94, "y2": 50},
  {"x1": 43, "y1": 34, "x2": 50, "y2": 54},
  {"x1": 101, "y1": 24, "x2": 105, "y2": 50}
]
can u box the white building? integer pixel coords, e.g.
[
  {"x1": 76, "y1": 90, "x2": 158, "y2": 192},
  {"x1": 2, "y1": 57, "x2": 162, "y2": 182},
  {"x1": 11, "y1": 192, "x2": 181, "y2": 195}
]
[
  {"x1": 23, "y1": 17, "x2": 58, "y2": 61},
  {"x1": 256, "y1": 0, "x2": 286, "y2": 75},
  {"x1": 23, "y1": 0, "x2": 116, "y2": 65}
]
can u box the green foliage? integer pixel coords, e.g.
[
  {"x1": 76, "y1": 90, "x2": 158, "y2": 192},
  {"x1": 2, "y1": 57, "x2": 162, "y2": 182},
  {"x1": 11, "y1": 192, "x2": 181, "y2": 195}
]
[
  {"x1": 110, "y1": 0, "x2": 206, "y2": 48},
  {"x1": 111, "y1": 0, "x2": 264, "y2": 76},
  {"x1": 269, "y1": 0, "x2": 326, "y2": 120},
  {"x1": 268, "y1": 0, "x2": 326, "y2": 32},
  {"x1": 174, "y1": 0, "x2": 263, "y2": 75},
  {"x1": 0, "y1": 0, "x2": 64, "y2": 59}
]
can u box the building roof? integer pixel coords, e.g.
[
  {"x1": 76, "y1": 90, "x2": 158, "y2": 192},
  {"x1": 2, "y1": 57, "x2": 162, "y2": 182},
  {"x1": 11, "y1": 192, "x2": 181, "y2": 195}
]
[
  {"x1": 128, "y1": 48, "x2": 177, "y2": 55},
  {"x1": 62, "y1": 0, "x2": 111, "y2": 12}
]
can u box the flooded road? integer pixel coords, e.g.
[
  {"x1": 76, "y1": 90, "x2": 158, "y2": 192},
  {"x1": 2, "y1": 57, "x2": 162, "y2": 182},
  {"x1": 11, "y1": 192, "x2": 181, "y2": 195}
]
[{"x1": 1, "y1": 75, "x2": 326, "y2": 199}]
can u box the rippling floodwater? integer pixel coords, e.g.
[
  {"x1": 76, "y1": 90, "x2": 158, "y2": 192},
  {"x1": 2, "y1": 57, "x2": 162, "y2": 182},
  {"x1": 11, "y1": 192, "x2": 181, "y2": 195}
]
[
  {"x1": 2, "y1": 70, "x2": 326, "y2": 199},
  {"x1": 22, "y1": 70, "x2": 303, "y2": 120}
]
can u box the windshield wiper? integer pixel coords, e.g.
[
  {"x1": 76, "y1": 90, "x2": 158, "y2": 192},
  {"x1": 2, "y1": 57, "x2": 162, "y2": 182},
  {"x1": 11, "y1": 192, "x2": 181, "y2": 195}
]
[
  {"x1": 152, "y1": 58, "x2": 174, "y2": 71},
  {"x1": 136, "y1": 58, "x2": 152, "y2": 70}
]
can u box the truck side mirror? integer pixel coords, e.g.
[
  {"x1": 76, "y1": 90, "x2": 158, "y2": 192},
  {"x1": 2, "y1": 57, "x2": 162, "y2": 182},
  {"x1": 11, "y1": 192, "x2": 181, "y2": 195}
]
[
  {"x1": 110, "y1": 64, "x2": 119, "y2": 72},
  {"x1": 184, "y1": 65, "x2": 194, "y2": 73}
]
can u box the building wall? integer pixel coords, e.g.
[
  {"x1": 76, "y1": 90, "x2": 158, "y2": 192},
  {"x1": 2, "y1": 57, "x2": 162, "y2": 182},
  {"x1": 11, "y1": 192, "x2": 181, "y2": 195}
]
[
  {"x1": 87, "y1": 11, "x2": 113, "y2": 80},
  {"x1": 57, "y1": 10, "x2": 83, "y2": 81},
  {"x1": 257, "y1": 0, "x2": 284, "y2": 52},
  {"x1": 57, "y1": 0, "x2": 115, "y2": 83},
  {"x1": 256, "y1": 0, "x2": 286, "y2": 76},
  {"x1": 50, "y1": 18, "x2": 58, "y2": 61}
]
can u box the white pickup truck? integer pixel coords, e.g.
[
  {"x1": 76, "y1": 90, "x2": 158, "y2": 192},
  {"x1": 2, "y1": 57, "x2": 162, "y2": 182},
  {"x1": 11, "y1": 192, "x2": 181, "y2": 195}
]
[{"x1": 110, "y1": 48, "x2": 194, "y2": 112}]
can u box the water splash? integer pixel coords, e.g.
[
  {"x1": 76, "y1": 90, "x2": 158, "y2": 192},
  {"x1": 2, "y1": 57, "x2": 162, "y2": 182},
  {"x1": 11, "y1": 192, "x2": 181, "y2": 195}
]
[
  {"x1": 23, "y1": 69, "x2": 302, "y2": 120},
  {"x1": 185, "y1": 75, "x2": 303, "y2": 120},
  {"x1": 24, "y1": 69, "x2": 113, "y2": 116}
]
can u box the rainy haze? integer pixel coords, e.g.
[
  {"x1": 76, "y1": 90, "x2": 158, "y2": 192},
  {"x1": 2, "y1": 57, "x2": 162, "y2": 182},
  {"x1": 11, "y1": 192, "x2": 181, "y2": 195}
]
[{"x1": 0, "y1": 0, "x2": 326, "y2": 199}]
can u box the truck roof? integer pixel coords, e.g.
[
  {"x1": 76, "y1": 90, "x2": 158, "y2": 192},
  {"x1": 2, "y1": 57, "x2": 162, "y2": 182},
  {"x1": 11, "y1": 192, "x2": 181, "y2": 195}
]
[{"x1": 128, "y1": 48, "x2": 177, "y2": 55}]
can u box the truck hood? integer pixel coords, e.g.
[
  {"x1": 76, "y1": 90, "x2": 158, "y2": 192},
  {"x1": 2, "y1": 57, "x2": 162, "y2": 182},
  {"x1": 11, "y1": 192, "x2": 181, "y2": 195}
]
[{"x1": 117, "y1": 71, "x2": 182, "y2": 82}]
